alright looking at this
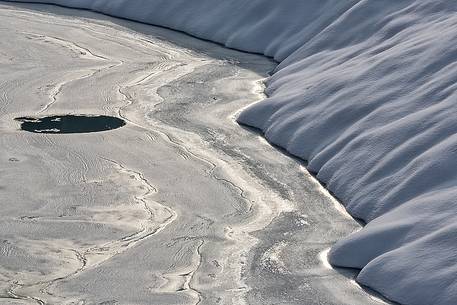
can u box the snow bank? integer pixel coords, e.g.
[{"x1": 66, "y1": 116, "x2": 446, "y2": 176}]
[
  {"x1": 5, "y1": 0, "x2": 360, "y2": 61},
  {"x1": 7, "y1": 0, "x2": 457, "y2": 304}
]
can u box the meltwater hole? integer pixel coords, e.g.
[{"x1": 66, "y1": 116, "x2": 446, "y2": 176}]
[{"x1": 15, "y1": 115, "x2": 126, "y2": 134}]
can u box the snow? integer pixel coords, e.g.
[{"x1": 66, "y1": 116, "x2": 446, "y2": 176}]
[{"x1": 7, "y1": 0, "x2": 457, "y2": 304}]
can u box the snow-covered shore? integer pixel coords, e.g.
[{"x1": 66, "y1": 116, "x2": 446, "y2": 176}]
[{"x1": 6, "y1": 1, "x2": 457, "y2": 304}]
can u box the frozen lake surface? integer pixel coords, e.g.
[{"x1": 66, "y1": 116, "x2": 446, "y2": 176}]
[{"x1": 0, "y1": 3, "x2": 388, "y2": 305}]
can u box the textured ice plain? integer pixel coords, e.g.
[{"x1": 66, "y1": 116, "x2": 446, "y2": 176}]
[
  {"x1": 4, "y1": 1, "x2": 457, "y2": 304},
  {"x1": 0, "y1": 3, "x2": 389, "y2": 305}
]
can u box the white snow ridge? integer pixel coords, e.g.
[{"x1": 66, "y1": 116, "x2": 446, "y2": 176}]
[{"x1": 8, "y1": 0, "x2": 457, "y2": 304}]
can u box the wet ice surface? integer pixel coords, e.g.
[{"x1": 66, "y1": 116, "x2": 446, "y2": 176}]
[
  {"x1": 0, "y1": 3, "x2": 389, "y2": 305},
  {"x1": 16, "y1": 115, "x2": 126, "y2": 133}
]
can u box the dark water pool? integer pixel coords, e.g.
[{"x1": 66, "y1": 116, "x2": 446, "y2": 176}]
[{"x1": 15, "y1": 115, "x2": 126, "y2": 134}]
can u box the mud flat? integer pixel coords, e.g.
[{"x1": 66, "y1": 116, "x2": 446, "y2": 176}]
[{"x1": 0, "y1": 3, "x2": 387, "y2": 305}]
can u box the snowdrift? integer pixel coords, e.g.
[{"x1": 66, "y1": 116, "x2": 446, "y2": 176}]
[{"x1": 7, "y1": 0, "x2": 457, "y2": 304}]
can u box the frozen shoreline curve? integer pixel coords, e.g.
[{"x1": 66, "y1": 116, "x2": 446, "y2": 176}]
[{"x1": 4, "y1": 1, "x2": 457, "y2": 304}]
